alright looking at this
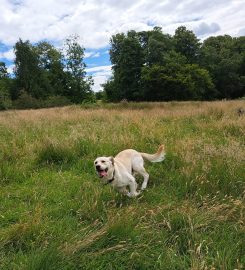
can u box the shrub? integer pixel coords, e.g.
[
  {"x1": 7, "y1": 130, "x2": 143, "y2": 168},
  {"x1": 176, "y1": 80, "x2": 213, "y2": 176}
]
[
  {"x1": 13, "y1": 90, "x2": 41, "y2": 109},
  {"x1": 0, "y1": 81, "x2": 12, "y2": 110},
  {"x1": 42, "y1": 95, "x2": 72, "y2": 108},
  {"x1": 13, "y1": 91, "x2": 72, "y2": 109}
]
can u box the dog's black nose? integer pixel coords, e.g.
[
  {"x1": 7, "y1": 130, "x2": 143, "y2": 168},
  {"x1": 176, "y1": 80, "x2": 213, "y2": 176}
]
[{"x1": 96, "y1": 165, "x2": 100, "y2": 170}]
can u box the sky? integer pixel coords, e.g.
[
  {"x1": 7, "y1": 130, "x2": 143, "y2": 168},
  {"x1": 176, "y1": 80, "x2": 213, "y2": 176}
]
[{"x1": 0, "y1": 0, "x2": 244, "y2": 92}]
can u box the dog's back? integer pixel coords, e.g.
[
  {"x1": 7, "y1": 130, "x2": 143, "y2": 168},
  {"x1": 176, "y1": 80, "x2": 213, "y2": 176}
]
[
  {"x1": 115, "y1": 145, "x2": 165, "y2": 174},
  {"x1": 115, "y1": 149, "x2": 139, "y2": 174}
]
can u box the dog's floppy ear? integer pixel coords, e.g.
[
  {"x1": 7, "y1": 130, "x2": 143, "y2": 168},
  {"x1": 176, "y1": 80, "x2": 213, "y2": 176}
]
[{"x1": 109, "y1": 157, "x2": 114, "y2": 165}]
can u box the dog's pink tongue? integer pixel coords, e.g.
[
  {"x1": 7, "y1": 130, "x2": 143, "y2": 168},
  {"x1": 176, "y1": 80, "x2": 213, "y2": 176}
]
[{"x1": 100, "y1": 171, "x2": 107, "y2": 177}]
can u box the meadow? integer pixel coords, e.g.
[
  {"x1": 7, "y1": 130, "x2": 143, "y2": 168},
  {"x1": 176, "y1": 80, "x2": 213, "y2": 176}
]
[{"x1": 0, "y1": 100, "x2": 244, "y2": 269}]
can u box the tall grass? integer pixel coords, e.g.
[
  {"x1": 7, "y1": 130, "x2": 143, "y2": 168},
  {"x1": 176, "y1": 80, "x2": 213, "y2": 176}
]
[{"x1": 0, "y1": 100, "x2": 244, "y2": 269}]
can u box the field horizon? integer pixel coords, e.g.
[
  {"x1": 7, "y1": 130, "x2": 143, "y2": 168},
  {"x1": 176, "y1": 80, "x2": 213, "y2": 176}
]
[{"x1": 0, "y1": 100, "x2": 244, "y2": 269}]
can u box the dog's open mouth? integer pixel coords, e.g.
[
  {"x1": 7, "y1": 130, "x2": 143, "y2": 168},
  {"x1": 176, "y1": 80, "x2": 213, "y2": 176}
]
[{"x1": 97, "y1": 168, "x2": 108, "y2": 178}]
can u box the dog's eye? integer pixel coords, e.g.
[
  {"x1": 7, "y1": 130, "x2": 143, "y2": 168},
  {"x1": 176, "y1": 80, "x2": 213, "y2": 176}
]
[
  {"x1": 95, "y1": 161, "x2": 98, "y2": 164},
  {"x1": 101, "y1": 160, "x2": 105, "y2": 163}
]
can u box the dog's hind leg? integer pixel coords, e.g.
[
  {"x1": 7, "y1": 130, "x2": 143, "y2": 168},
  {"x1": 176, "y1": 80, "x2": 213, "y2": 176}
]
[
  {"x1": 139, "y1": 168, "x2": 149, "y2": 190},
  {"x1": 127, "y1": 174, "x2": 140, "y2": 197},
  {"x1": 132, "y1": 156, "x2": 149, "y2": 190},
  {"x1": 134, "y1": 165, "x2": 149, "y2": 190}
]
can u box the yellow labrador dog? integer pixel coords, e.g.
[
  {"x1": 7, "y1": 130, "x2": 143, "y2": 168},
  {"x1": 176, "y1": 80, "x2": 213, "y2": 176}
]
[{"x1": 94, "y1": 145, "x2": 165, "y2": 197}]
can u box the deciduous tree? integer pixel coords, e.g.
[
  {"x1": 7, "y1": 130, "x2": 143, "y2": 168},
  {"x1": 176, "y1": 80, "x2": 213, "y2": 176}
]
[
  {"x1": 174, "y1": 26, "x2": 201, "y2": 64},
  {"x1": 63, "y1": 35, "x2": 93, "y2": 102},
  {"x1": 109, "y1": 31, "x2": 144, "y2": 101}
]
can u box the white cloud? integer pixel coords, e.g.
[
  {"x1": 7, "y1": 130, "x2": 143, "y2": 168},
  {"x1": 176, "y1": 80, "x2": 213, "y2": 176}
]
[
  {"x1": 86, "y1": 65, "x2": 112, "y2": 73},
  {"x1": 7, "y1": 64, "x2": 15, "y2": 74},
  {"x1": 84, "y1": 51, "x2": 100, "y2": 58},
  {"x1": 86, "y1": 65, "x2": 112, "y2": 92},
  {"x1": 0, "y1": 0, "x2": 244, "y2": 49},
  {"x1": 92, "y1": 75, "x2": 108, "y2": 92},
  {"x1": 0, "y1": 49, "x2": 15, "y2": 61},
  {"x1": 194, "y1": 22, "x2": 220, "y2": 36},
  {"x1": 238, "y1": 28, "x2": 245, "y2": 36}
]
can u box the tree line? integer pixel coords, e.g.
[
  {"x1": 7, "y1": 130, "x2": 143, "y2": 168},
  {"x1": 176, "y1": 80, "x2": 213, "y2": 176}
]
[
  {"x1": 0, "y1": 27, "x2": 244, "y2": 110},
  {"x1": 103, "y1": 26, "x2": 245, "y2": 101},
  {"x1": 0, "y1": 35, "x2": 93, "y2": 110}
]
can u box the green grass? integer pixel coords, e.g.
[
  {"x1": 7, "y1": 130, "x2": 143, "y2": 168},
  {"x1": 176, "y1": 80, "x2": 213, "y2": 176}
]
[{"x1": 0, "y1": 100, "x2": 244, "y2": 269}]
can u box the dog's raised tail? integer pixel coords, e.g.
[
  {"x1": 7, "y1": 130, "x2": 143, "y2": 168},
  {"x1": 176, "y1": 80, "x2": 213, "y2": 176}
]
[{"x1": 141, "y1": 145, "x2": 165, "y2": 163}]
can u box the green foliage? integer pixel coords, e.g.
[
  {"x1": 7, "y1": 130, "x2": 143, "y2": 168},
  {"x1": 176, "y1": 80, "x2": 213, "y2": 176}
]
[
  {"x1": 63, "y1": 35, "x2": 93, "y2": 103},
  {"x1": 200, "y1": 35, "x2": 245, "y2": 99},
  {"x1": 0, "y1": 79, "x2": 12, "y2": 110},
  {"x1": 103, "y1": 78, "x2": 118, "y2": 102},
  {"x1": 35, "y1": 41, "x2": 67, "y2": 97},
  {"x1": 109, "y1": 31, "x2": 144, "y2": 101},
  {"x1": 7, "y1": 36, "x2": 94, "y2": 108},
  {"x1": 14, "y1": 39, "x2": 47, "y2": 99},
  {"x1": 142, "y1": 62, "x2": 215, "y2": 101},
  {"x1": 174, "y1": 26, "x2": 201, "y2": 64},
  {"x1": 105, "y1": 26, "x2": 244, "y2": 102},
  {"x1": 12, "y1": 90, "x2": 41, "y2": 109},
  {"x1": 95, "y1": 90, "x2": 106, "y2": 101},
  {"x1": 12, "y1": 91, "x2": 72, "y2": 109},
  {"x1": 0, "y1": 63, "x2": 12, "y2": 110},
  {"x1": 138, "y1": 26, "x2": 174, "y2": 66},
  {"x1": 42, "y1": 95, "x2": 72, "y2": 108},
  {"x1": 0, "y1": 62, "x2": 9, "y2": 79},
  {"x1": 0, "y1": 27, "x2": 244, "y2": 109}
]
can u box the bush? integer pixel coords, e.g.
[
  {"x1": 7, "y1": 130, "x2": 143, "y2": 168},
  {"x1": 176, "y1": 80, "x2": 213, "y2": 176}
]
[
  {"x1": 13, "y1": 90, "x2": 41, "y2": 109},
  {"x1": 42, "y1": 95, "x2": 72, "y2": 108},
  {"x1": 0, "y1": 80, "x2": 12, "y2": 110},
  {"x1": 13, "y1": 91, "x2": 72, "y2": 109}
]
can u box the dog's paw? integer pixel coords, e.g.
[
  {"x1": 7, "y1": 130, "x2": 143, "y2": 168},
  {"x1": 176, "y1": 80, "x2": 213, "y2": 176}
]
[
  {"x1": 127, "y1": 191, "x2": 141, "y2": 198},
  {"x1": 135, "y1": 191, "x2": 141, "y2": 197}
]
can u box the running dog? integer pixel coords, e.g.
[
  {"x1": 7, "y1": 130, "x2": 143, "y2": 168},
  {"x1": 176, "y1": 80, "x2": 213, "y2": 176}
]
[{"x1": 94, "y1": 145, "x2": 165, "y2": 197}]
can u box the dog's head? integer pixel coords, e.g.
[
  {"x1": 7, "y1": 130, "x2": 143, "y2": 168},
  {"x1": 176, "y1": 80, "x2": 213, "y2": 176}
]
[{"x1": 94, "y1": 156, "x2": 114, "y2": 181}]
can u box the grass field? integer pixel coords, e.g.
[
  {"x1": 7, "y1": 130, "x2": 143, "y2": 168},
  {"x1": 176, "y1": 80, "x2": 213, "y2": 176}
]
[{"x1": 0, "y1": 100, "x2": 244, "y2": 269}]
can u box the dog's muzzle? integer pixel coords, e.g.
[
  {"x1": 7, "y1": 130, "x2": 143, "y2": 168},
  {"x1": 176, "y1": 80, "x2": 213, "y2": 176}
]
[{"x1": 96, "y1": 166, "x2": 108, "y2": 178}]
